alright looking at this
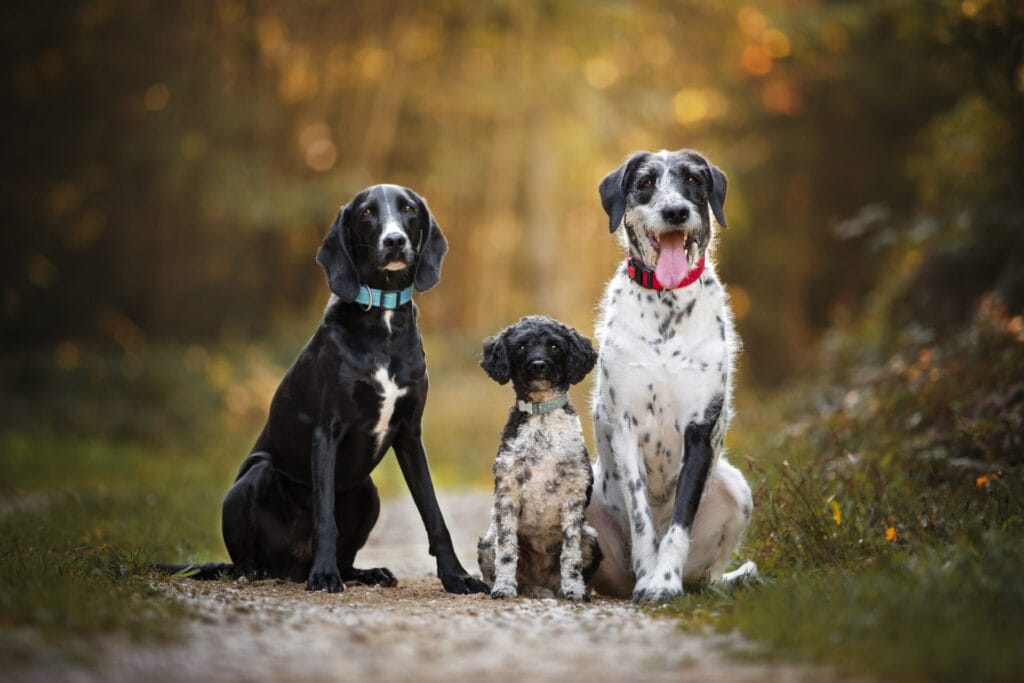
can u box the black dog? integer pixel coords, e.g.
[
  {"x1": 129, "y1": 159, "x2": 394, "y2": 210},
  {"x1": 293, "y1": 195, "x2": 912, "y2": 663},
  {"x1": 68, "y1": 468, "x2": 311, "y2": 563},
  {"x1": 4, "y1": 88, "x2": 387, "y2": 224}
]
[
  {"x1": 476, "y1": 316, "x2": 601, "y2": 600},
  {"x1": 171, "y1": 184, "x2": 486, "y2": 595}
]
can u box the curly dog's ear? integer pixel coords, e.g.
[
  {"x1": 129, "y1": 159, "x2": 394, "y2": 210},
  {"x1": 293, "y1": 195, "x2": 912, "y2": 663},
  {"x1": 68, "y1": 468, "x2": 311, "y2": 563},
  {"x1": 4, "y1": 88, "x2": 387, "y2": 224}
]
[
  {"x1": 316, "y1": 204, "x2": 360, "y2": 301},
  {"x1": 480, "y1": 331, "x2": 511, "y2": 385},
  {"x1": 564, "y1": 326, "x2": 598, "y2": 386}
]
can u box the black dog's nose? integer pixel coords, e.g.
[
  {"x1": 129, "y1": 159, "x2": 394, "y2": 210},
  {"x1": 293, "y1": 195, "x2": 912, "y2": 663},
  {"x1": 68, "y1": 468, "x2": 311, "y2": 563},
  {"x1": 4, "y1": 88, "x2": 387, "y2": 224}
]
[
  {"x1": 661, "y1": 204, "x2": 690, "y2": 225},
  {"x1": 383, "y1": 234, "x2": 407, "y2": 251},
  {"x1": 529, "y1": 359, "x2": 550, "y2": 375}
]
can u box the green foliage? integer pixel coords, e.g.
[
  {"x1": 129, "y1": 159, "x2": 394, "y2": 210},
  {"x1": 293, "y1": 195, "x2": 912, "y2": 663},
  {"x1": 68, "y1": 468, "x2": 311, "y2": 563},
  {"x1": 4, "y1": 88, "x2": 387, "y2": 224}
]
[
  {"x1": 664, "y1": 303, "x2": 1024, "y2": 681},
  {"x1": 721, "y1": 536, "x2": 1024, "y2": 682}
]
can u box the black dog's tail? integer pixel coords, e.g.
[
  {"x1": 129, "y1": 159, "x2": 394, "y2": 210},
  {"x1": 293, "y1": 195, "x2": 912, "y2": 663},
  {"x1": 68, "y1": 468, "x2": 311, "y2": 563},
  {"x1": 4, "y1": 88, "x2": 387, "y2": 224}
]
[{"x1": 151, "y1": 562, "x2": 238, "y2": 580}]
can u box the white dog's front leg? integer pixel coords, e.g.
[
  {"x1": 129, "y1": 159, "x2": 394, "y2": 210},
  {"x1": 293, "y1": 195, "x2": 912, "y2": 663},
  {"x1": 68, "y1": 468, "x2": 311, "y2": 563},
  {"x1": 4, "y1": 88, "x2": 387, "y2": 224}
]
[
  {"x1": 638, "y1": 523, "x2": 690, "y2": 602},
  {"x1": 608, "y1": 418, "x2": 660, "y2": 602},
  {"x1": 637, "y1": 414, "x2": 722, "y2": 603}
]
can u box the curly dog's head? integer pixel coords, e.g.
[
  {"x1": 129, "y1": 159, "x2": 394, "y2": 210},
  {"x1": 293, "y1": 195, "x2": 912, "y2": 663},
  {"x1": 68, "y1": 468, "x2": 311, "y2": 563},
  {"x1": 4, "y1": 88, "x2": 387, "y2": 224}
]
[{"x1": 480, "y1": 316, "x2": 597, "y2": 399}]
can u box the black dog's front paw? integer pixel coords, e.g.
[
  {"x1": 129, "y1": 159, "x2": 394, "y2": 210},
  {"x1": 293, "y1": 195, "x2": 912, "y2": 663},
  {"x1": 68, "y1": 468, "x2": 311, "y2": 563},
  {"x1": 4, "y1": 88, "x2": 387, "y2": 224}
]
[
  {"x1": 440, "y1": 571, "x2": 489, "y2": 595},
  {"x1": 306, "y1": 563, "x2": 344, "y2": 593},
  {"x1": 343, "y1": 566, "x2": 398, "y2": 587}
]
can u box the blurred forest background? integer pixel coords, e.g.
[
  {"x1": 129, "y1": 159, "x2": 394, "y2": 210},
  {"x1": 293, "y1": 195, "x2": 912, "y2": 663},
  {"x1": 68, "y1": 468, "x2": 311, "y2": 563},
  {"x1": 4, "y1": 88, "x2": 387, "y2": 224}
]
[
  {"x1": 4, "y1": 0, "x2": 1021, "y2": 382},
  {"x1": 2, "y1": 2, "x2": 1023, "y2": 677}
]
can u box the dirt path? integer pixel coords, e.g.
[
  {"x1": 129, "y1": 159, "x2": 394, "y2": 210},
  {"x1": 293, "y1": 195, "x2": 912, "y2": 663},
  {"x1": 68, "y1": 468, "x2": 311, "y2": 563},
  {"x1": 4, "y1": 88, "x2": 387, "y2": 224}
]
[{"x1": 16, "y1": 491, "x2": 820, "y2": 683}]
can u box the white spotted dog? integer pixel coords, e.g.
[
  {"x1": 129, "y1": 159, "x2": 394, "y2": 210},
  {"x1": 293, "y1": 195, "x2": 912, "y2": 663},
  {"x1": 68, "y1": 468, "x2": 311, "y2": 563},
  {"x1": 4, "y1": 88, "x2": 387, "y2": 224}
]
[
  {"x1": 477, "y1": 316, "x2": 602, "y2": 601},
  {"x1": 585, "y1": 150, "x2": 757, "y2": 604}
]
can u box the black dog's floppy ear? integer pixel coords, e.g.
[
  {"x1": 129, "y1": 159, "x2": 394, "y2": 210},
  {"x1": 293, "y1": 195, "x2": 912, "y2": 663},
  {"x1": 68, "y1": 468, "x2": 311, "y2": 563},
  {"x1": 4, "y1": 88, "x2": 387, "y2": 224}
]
[
  {"x1": 316, "y1": 204, "x2": 360, "y2": 301},
  {"x1": 480, "y1": 332, "x2": 511, "y2": 385},
  {"x1": 413, "y1": 193, "x2": 448, "y2": 293},
  {"x1": 599, "y1": 152, "x2": 648, "y2": 234},
  {"x1": 564, "y1": 326, "x2": 598, "y2": 386},
  {"x1": 709, "y1": 162, "x2": 728, "y2": 229}
]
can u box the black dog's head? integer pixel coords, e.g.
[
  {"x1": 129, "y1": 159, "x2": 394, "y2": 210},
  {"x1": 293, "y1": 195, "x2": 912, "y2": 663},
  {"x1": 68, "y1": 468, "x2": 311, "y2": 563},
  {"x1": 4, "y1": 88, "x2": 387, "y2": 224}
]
[
  {"x1": 317, "y1": 184, "x2": 448, "y2": 301},
  {"x1": 599, "y1": 149, "x2": 727, "y2": 288},
  {"x1": 481, "y1": 316, "x2": 597, "y2": 399}
]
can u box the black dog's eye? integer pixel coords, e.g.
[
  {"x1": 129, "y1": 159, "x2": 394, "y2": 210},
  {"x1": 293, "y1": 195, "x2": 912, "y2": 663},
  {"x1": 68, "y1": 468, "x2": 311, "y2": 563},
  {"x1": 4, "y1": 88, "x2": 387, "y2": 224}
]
[
  {"x1": 401, "y1": 204, "x2": 416, "y2": 214},
  {"x1": 515, "y1": 343, "x2": 527, "y2": 355},
  {"x1": 360, "y1": 207, "x2": 376, "y2": 218},
  {"x1": 549, "y1": 343, "x2": 561, "y2": 354}
]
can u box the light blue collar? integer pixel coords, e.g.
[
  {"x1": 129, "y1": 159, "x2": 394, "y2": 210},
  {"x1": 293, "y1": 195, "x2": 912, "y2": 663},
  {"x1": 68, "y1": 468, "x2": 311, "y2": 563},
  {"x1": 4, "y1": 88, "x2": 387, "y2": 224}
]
[
  {"x1": 517, "y1": 393, "x2": 569, "y2": 416},
  {"x1": 354, "y1": 284, "x2": 414, "y2": 310}
]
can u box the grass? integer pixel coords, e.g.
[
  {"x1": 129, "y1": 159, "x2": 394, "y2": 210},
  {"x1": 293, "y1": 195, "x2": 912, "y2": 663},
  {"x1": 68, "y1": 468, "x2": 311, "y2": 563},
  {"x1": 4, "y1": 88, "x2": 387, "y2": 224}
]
[
  {"x1": 658, "y1": 297, "x2": 1024, "y2": 682},
  {"x1": 0, "y1": 435, "x2": 233, "y2": 663},
  {"x1": 0, "y1": 330, "x2": 511, "y2": 661},
  {"x1": 2, "y1": 303, "x2": 1022, "y2": 680}
]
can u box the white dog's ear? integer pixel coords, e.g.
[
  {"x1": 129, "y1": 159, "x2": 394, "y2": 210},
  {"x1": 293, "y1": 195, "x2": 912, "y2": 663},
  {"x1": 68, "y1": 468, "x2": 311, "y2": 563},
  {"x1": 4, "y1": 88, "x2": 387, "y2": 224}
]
[
  {"x1": 598, "y1": 152, "x2": 650, "y2": 233},
  {"x1": 708, "y1": 163, "x2": 728, "y2": 229},
  {"x1": 480, "y1": 332, "x2": 511, "y2": 385}
]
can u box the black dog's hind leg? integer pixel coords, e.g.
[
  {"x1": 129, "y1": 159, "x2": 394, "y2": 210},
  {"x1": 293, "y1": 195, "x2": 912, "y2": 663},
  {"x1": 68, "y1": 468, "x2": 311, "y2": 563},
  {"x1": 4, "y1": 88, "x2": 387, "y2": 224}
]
[
  {"x1": 393, "y1": 428, "x2": 488, "y2": 594},
  {"x1": 336, "y1": 477, "x2": 397, "y2": 587},
  {"x1": 222, "y1": 452, "x2": 309, "y2": 581}
]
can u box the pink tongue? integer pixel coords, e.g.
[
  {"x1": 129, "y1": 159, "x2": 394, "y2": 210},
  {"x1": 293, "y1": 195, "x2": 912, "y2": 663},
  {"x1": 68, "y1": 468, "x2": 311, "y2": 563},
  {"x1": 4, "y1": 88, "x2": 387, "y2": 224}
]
[{"x1": 654, "y1": 233, "x2": 690, "y2": 288}]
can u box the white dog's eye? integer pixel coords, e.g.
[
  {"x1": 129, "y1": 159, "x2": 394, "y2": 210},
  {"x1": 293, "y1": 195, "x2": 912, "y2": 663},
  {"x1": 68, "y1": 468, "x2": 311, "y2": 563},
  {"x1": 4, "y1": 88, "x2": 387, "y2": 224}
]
[
  {"x1": 640, "y1": 178, "x2": 654, "y2": 189},
  {"x1": 401, "y1": 204, "x2": 415, "y2": 214},
  {"x1": 686, "y1": 176, "x2": 698, "y2": 185},
  {"x1": 361, "y1": 207, "x2": 375, "y2": 217}
]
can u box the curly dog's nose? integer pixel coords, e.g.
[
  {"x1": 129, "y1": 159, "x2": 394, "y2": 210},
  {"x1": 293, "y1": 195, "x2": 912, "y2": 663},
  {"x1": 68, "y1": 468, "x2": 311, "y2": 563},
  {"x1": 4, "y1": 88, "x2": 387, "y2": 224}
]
[{"x1": 529, "y1": 359, "x2": 551, "y2": 374}]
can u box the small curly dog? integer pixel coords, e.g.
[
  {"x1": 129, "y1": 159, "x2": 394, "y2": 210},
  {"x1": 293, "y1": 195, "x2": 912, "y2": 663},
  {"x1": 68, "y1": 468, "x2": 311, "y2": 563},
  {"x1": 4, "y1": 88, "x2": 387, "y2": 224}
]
[{"x1": 477, "y1": 316, "x2": 602, "y2": 601}]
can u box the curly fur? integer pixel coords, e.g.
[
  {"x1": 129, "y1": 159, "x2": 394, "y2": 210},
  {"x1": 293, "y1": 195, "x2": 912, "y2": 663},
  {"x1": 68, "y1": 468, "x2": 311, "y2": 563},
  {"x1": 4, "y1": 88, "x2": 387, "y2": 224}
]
[{"x1": 477, "y1": 316, "x2": 602, "y2": 600}]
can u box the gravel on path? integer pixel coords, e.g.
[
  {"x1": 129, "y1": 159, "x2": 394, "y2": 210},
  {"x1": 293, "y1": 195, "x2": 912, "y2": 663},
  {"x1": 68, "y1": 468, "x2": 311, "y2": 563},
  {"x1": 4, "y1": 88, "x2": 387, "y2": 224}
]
[{"x1": 11, "y1": 491, "x2": 828, "y2": 683}]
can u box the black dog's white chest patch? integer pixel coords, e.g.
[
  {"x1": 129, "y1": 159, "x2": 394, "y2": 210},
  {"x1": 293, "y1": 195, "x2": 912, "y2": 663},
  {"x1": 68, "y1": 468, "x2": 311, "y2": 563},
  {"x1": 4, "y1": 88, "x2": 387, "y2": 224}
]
[{"x1": 372, "y1": 366, "x2": 407, "y2": 449}]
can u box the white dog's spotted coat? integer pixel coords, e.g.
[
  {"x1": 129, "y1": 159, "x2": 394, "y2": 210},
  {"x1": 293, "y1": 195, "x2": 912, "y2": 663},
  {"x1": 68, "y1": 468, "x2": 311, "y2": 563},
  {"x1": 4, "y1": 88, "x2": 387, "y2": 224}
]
[{"x1": 588, "y1": 150, "x2": 755, "y2": 604}]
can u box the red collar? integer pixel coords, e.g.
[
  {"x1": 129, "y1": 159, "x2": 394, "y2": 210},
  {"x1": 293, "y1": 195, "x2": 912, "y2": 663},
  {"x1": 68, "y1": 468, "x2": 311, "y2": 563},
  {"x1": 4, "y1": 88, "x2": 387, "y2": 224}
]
[{"x1": 627, "y1": 255, "x2": 706, "y2": 291}]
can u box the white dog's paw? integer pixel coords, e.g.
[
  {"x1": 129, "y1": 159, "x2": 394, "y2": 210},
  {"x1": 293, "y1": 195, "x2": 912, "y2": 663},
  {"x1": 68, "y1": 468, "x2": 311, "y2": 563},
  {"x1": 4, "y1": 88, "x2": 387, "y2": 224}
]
[
  {"x1": 632, "y1": 572, "x2": 682, "y2": 605},
  {"x1": 720, "y1": 560, "x2": 760, "y2": 586}
]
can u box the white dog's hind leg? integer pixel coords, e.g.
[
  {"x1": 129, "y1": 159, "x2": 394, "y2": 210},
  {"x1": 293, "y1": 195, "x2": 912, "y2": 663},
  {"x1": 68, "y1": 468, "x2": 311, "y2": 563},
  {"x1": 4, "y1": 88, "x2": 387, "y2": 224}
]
[
  {"x1": 683, "y1": 456, "x2": 754, "y2": 583},
  {"x1": 584, "y1": 494, "x2": 633, "y2": 598}
]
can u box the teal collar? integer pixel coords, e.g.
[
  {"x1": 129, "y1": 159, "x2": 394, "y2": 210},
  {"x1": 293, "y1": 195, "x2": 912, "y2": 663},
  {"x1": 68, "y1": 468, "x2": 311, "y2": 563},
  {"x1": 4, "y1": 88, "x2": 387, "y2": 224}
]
[
  {"x1": 517, "y1": 393, "x2": 569, "y2": 416},
  {"x1": 354, "y1": 284, "x2": 414, "y2": 310}
]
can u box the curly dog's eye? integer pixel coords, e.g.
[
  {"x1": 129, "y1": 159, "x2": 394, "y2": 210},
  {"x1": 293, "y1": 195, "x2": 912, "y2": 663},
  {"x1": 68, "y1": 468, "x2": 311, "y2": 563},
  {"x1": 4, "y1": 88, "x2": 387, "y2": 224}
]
[
  {"x1": 549, "y1": 343, "x2": 561, "y2": 354},
  {"x1": 515, "y1": 343, "x2": 526, "y2": 355}
]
